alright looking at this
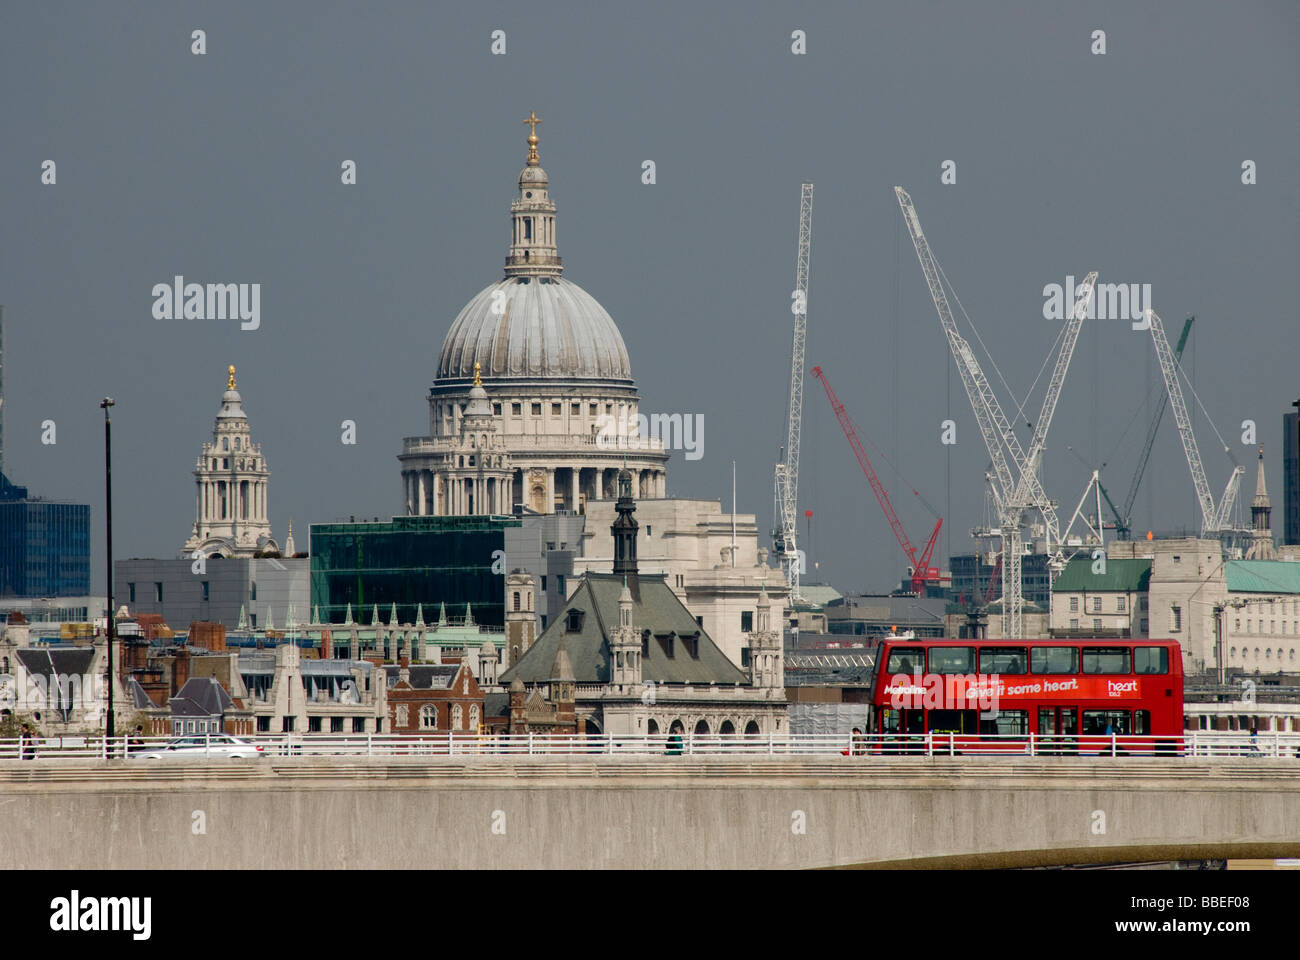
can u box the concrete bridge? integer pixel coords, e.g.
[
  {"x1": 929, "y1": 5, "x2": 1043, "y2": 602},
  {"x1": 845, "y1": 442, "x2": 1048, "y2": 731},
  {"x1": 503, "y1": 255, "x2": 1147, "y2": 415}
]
[{"x1": 2, "y1": 757, "x2": 1299, "y2": 869}]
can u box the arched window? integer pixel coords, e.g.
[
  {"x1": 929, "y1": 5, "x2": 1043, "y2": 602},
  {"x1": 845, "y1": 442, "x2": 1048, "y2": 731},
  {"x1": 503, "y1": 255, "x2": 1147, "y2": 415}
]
[
  {"x1": 420, "y1": 705, "x2": 437, "y2": 729},
  {"x1": 647, "y1": 719, "x2": 659, "y2": 735},
  {"x1": 513, "y1": 592, "x2": 521, "y2": 611},
  {"x1": 221, "y1": 437, "x2": 229, "y2": 451},
  {"x1": 694, "y1": 719, "x2": 710, "y2": 735},
  {"x1": 744, "y1": 720, "x2": 761, "y2": 736},
  {"x1": 451, "y1": 704, "x2": 463, "y2": 730},
  {"x1": 469, "y1": 705, "x2": 480, "y2": 731}
]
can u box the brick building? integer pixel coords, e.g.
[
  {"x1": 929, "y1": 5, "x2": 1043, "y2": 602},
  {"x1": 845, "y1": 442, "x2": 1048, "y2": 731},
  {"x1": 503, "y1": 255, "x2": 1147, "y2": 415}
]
[{"x1": 383, "y1": 659, "x2": 485, "y2": 734}]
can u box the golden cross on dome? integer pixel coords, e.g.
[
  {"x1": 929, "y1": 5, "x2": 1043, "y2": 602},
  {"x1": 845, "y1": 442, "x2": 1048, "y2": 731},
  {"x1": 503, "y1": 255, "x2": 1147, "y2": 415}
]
[
  {"x1": 227, "y1": 365, "x2": 236, "y2": 390},
  {"x1": 473, "y1": 361, "x2": 482, "y2": 387},
  {"x1": 522, "y1": 110, "x2": 542, "y2": 164}
]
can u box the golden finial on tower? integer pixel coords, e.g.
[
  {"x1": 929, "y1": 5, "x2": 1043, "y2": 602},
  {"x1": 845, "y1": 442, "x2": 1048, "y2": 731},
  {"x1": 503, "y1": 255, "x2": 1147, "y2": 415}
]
[
  {"x1": 522, "y1": 110, "x2": 542, "y2": 165},
  {"x1": 227, "y1": 365, "x2": 237, "y2": 390},
  {"x1": 473, "y1": 361, "x2": 482, "y2": 387}
]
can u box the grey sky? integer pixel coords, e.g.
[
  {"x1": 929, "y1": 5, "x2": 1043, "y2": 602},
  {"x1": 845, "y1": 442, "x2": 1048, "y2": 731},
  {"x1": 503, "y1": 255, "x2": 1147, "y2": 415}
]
[{"x1": 2, "y1": 1, "x2": 1298, "y2": 597}]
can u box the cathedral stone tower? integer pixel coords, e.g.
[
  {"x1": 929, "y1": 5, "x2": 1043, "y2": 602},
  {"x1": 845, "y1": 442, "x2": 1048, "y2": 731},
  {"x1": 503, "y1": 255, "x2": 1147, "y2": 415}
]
[
  {"x1": 184, "y1": 366, "x2": 279, "y2": 559},
  {"x1": 1246, "y1": 446, "x2": 1277, "y2": 560}
]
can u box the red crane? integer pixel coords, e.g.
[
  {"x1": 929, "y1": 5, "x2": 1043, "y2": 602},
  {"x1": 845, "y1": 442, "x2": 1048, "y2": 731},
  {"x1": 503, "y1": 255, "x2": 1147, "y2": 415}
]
[
  {"x1": 984, "y1": 553, "x2": 1002, "y2": 606},
  {"x1": 812, "y1": 366, "x2": 942, "y2": 594}
]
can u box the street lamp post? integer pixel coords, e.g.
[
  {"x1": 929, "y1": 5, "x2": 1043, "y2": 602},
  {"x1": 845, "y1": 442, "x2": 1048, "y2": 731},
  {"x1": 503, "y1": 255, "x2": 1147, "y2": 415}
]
[{"x1": 100, "y1": 397, "x2": 115, "y2": 743}]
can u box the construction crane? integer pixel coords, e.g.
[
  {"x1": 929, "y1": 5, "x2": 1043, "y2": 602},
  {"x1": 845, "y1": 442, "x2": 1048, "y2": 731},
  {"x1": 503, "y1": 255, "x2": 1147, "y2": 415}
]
[
  {"x1": 1109, "y1": 315, "x2": 1196, "y2": 539},
  {"x1": 1143, "y1": 309, "x2": 1243, "y2": 536},
  {"x1": 772, "y1": 183, "x2": 814, "y2": 604},
  {"x1": 895, "y1": 186, "x2": 1096, "y2": 638},
  {"x1": 811, "y1": 366, "x2": 942, "y2": 594}
]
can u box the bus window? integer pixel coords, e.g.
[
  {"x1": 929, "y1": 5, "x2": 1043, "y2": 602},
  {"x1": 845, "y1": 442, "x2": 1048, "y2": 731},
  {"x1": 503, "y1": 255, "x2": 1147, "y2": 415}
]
[
  {"x1": 1134, "y1": 710, "x2": 1151, "y2": 734},
  {"x1": 1082, "y1": 710, "x2": 1131, "y2": 735},
  {"x1": 929, "y1": 709, "x2": 977, "y2": 734},
  {"x1": 978, "y1": 647, "x2": 1028, "y2": 674},
  {"x1": 1037, "y1": 707, "x2": 1056, "y2": 735},
  {"x1": 1082, "y1": 647, "x2": 1131, "y2": 674},
  {"x1": 979, "y1": 710, "x2": 1028, "y2": 738},
  {"x1": 885, "y1": 647, "x2": 925, "y2": 675},
  {"x1": 1030, "y1": 646, "x2": 1078, "y2": 674},
  {"x1": 880, "y1": 709, "x2": 900, "y2": 733},
  {"x1": 929, "y1": 646, "x2": 974, "y2": 674},
  {"x1": 1134, "y1": 647, "x2": 1169, "y2": 674}
]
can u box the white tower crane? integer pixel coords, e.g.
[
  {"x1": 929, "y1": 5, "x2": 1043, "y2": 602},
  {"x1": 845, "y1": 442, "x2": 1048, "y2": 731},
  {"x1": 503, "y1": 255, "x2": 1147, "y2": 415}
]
[
  {"x1": 1143, "y1": 309, "x2": 1243, "y2": 536},
  {"x1": 773, "y1": 183, "x2": 814, "y2": 604},
  {"x1": 895, "y1": 186, "x2": 1096, "y2": 638}
]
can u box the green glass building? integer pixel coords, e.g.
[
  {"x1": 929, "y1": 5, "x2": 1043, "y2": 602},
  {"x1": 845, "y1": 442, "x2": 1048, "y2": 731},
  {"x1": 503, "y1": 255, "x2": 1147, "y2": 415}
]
[{"x1": 309, "y1": 515, "x2": 519, "y2": 626}]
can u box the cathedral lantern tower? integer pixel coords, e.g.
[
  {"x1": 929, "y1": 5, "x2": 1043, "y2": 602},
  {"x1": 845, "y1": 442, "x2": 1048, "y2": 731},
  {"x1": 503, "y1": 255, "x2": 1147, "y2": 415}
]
[
  {"x1": 184, "y1": 366, "x2": 279, "y2": 559},
  {"x1": 505, "y1": 111, "x2": 562, "y2": 278}
]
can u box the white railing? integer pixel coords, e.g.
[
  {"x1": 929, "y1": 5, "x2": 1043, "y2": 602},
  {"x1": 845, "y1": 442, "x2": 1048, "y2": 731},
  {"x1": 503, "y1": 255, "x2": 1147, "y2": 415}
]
[{"x1": 2, "y1": 731, "x2": 1300, "y2": 761}]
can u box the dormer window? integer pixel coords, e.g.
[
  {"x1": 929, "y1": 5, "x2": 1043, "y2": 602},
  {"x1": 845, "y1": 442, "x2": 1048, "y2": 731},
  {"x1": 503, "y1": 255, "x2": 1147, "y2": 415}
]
[
  {"x1": 683, "y1": 633, "x2": 701, "y2": 659},
  {"x1": 657, "y1": 633, "x2": 675, "y2": 658},
  {"x1": 566, "y1": 609, "x2": 584, "y2": 633},
  {"x1": 642, "y1": 630, "x2": 651, "y2": 658}
]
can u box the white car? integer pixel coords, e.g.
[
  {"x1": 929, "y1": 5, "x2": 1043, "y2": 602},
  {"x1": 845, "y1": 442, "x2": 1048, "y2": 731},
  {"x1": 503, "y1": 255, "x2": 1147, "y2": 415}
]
[{"x1": 130, "y1": 734, "x2": 265, "y2": 760}]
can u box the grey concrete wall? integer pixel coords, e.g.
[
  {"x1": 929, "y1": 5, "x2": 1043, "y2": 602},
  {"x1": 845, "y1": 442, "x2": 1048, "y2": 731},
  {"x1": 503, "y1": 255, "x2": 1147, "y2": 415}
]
[{"x1": 2, "y1": 758, "x2": 1300, "y2": 869}]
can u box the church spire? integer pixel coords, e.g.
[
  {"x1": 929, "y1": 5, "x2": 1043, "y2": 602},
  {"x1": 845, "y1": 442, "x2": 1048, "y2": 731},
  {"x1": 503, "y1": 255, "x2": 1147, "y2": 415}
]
[
  {"x1": 505, "y1": 111, "x2": 562, "y2": 278},
  {"x1": 1246, "y1": 446, "x2": 1276, "y2": 560},
  {"x1": 612, "y1": 468, "x2": 639, "y2": 589}
]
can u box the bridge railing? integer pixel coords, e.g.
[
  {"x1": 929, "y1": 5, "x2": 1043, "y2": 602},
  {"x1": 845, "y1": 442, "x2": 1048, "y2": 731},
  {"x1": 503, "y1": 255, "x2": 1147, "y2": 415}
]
[{"x1": 2, "y1": 731, "x2": 1299, "y2": 760}]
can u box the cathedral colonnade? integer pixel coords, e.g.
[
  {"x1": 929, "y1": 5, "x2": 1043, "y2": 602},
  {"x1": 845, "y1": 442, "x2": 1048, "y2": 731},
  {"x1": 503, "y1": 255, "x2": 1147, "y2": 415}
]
[{"x1": 401, "y1": 466, "x2": 664, "y2": 516}]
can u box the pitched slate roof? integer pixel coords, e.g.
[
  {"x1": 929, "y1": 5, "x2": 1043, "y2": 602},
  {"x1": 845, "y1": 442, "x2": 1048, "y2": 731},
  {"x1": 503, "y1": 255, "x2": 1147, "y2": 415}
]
[
  {"x1": 126, "y1": 677, "x2": 155, "y2": 710},
  {"x1": 484, "y1": 692, "x2": 510, "y2": 719},
  {"x1": 383, "y1": 664, "x2": 461, "y2": 690},
  {"x1": 1051, "y1": 557, "x2": 1152, "y2": 593},
  {"x1": 15, "y1": 647, "x2": 95, "y2": 682},
  {"x1": 169, "y1": 677, "x2": 234, "y2": 718},
  {"x1": 500, "y1": 573, "x2": 749, "y2": 686}
]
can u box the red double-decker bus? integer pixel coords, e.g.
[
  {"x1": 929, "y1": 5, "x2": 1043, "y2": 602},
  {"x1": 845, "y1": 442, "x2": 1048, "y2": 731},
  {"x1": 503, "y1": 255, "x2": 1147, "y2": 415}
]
[{"x1": 868, "y1": 637, "x2": 1184, "y2": 753}]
